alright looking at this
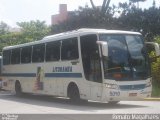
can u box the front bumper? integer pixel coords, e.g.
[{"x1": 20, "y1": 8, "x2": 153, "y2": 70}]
[{"x1": 102, "y1": 87, "x2": 152, "y2": 102}]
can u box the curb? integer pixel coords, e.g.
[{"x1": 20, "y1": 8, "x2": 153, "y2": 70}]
[{"x1": 144, "y1": 98, "x2": 160, "y2": 101}]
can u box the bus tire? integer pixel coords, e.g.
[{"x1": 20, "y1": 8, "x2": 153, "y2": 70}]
[
  {"x1": 68, "y1": 83, "x2": 80, "y2": 103},
  {"x1": 15, "y1": 81, "x2": 23, "y2": 97},
  {"x1": 108, "y1": 101, "x2": 119, "y2": 104}
]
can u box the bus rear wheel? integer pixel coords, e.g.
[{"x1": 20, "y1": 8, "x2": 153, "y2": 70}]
[
  {"x1": 108, "y1": 101, "x2": 119, "y2": 104},
  {"x1": 15, "y1": 81, "x2": 22, "y2": 97},
  {"x1": 68, "y1": 84, "x2": 80, "y2": 103}
]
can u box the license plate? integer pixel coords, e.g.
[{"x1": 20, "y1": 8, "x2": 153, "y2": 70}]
[{"x1": 129, "y1": 93, "x2": 137, "y2": 97}]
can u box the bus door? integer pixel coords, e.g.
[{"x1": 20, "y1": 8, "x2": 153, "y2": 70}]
[{"x1": 80, "y1": 35, "x2": 103, "y2": 101}]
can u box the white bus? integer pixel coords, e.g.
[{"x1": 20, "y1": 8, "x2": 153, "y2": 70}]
[
  {"x1": 0, "y1": 56, "x2": 2, "y2": 89},
  {"x1": 2, "y1": 28, "x2": 160, "y2": 103}
]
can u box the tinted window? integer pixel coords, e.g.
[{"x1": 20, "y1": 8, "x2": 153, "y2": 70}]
[
  {"x1": 11, "y1": 48, "x2": 20, "y2": 64},
  {"x1": 3, "y1": 50, "x2": 11, "y2": 65},
  {"x1": 21, "y1": 46, "x2": 32, "y2": 63},
  {"x1": 32, "y1": 44, "x2": 45, "y2": 63},
  {"x1": 46, "y1": 41, "x2": 60, "y2": 62},
  {"x1": 61, "y1": 38, "x2": 79, "y2": 60}
]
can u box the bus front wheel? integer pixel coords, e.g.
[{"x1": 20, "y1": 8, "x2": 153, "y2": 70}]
[{"x1": 15, "y1": 81, "x2": 22, "y2": 97}]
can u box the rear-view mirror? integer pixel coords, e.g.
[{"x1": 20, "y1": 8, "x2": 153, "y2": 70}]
[
  {"x1": 145, "y1": 42, "x2": 160, "y2": 56},
  {"x1": 97, "y1": 41, "x2": 108, "y2": 57}
]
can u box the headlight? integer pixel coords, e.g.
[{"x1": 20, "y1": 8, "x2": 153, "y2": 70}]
[{"x1": 105, "y1": 83, "x2": 119, "y2": 89}]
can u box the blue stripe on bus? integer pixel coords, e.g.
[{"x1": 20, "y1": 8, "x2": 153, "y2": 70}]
[
  {"x1": 119, "y1": 84, "x2": 146, "y2": 90},
  {"x1": 2, "y1": 73, "x2": 36, "y2": 77},
  {"x1": 45, "y1": 73, "x2": 82, "y2": 78},
  {"x1": 2, "y1": 73, "x2": 82, "y2": 78}
]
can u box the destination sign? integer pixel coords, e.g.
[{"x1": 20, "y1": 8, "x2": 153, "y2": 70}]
[{"x1": 53, "y1": 66, "x2": 72, "y2": 72}]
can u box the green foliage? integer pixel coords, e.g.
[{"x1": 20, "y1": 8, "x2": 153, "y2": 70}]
[
  {"x1": 51, "y1": 6, "x2": 115, "y2": 34},
  {"x1": 152, "y1": 36, "x2": 160, "y2": 77},
  {"x1": 0, "y1": 20, "x2": 51, "y2": 52},
  {"x1": 116, "y1": 3, "x2": 160, "y2": 41},
  {"x1": 150, "y1": 52, "x2": 160, "y2": 84},
  {"x1": 149, "y1": 36, "x2": 160, "y2": 96},
  {"x1": 17, "y1": 20, "x2": 51, "y2": 41},
  {"x1": 51, "y1": 0, "x2": 160, "y2": 42},
  {"x1": 154, "y1": 36, "x2": 160, "y2": 44},
  {"x1": 0, "y1": 22, "x2": 9, "y2": 35}
]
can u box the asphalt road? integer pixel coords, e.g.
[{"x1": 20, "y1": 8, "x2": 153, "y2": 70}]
[{"x1": 0, "y1": 90, "x2": 160, "y2": 120}]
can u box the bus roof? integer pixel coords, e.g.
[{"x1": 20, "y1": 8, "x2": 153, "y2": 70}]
[{"x1": 3, "y1": 28, "x2": 141, "y2": 50}]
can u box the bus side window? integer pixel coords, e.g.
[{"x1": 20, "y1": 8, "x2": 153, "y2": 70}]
[
  {"x1": 80, "y1": 35, "x2": 102, "y2": 83},
  {"x1": 32, "y1": 44, "x2": 45, "y2": 63},
  {"x1": 61, "y1": 38, "x2": 79, "y2": 60},
  {"x1": 46, "y1": 41, "x2": 60, "y2": 62},
  {"x1": 3, "y1": 50, "x2": 11, "y2": 65},
  {"x1": 11, "y1": 48, "x2": 20, "y2": 64},
  {"x1": 21, "y1": 46, "x2": 32, "y2": 64}
]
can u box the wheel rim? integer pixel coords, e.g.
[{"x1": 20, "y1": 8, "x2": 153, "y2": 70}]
[{"x1": 69, "y1": 86, "x2": 80, "y2": 102}]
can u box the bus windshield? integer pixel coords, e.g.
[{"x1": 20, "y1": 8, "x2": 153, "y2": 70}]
[{"x1": 99, "y1": 34, "x2": 150, "y2": 81}]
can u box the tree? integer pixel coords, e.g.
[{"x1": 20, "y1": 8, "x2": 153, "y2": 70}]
[
  {"x1": 51, "y1": 5, "x2": 115, "y2": 34},
  {"x1": 0, "y1": 22, "x2": 9, "y2": 35},
  {"x1": 0, "y1": 20, "x2": 51, "y2": 52},
  {"x1": 17, "y1": 20, "x2": 51, "y2": 41},
  {"x1": 129, "y1": 0, "x2": 146, "y2": 3},
  {"x1": 129, "y1": 0, "x2": 146, "y2": 8},
  {"x1": 90, "y1": 0, "x2": 111, "y2": 14},
  {"x1": 115, "y1": 1, "x2": 160, "y2": 41},
  {"x1": 51, "y1": 0, "x2": 160, "y2": 41}
]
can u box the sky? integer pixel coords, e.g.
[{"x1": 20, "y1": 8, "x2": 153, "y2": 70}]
[{"x1": 0, "y1": 0, "x2": 159, "y2": 27}]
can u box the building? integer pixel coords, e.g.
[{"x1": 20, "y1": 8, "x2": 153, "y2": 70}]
[{"x1": 51, "y1": 4, "x2": 68, "y2": 25}]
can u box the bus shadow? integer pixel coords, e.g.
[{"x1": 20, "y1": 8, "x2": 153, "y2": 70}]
[{"x1": 0, "y1": 92, "x2": 148, "y2": 112}]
